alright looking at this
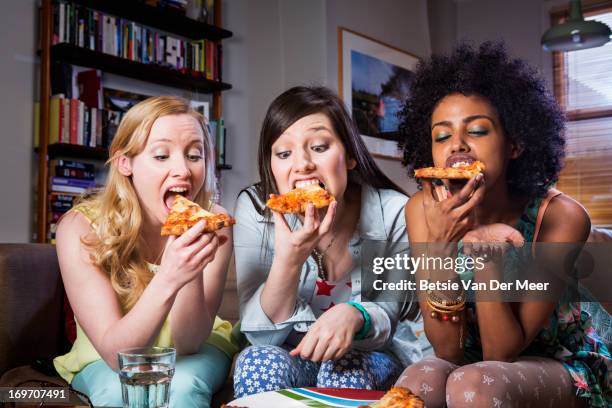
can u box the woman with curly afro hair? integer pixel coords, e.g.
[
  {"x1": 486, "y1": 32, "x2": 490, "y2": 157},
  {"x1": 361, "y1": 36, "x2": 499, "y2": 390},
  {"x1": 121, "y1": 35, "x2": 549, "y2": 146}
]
[{"x1": 395, "y1": 42, "x2": 611, "y2": 407}]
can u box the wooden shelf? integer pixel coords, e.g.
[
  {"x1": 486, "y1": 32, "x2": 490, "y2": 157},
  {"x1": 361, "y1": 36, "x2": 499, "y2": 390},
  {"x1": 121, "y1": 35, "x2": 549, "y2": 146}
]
[
  {"x1": 45, "y1": 143, "x2": 108, "y2": 160},
  {"x1": 51, "y1": 44, "x2": 232, "y2": 93},
  {"x1": 69, "y1": 0, "x2": 232, "y2": 41}
]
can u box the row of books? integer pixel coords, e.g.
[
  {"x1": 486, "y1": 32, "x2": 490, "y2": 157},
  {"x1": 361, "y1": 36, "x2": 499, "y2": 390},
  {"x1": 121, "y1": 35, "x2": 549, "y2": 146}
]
[
  {"x1": 47, "y1": 160, "x2": 100, "y2": 241},
  {"x1": 49, "y1": 192, "x2": 77, "y2": 222},
  {"x1": 52, "y1": 1, "x2": 222, "y2": 81},
  {"x1": 34, "y1": 94, "x2": 123, "y2": 150},
  {"x1": 50, "y1": 158, "x2": 96, "y2": 180},
  {"x1": 50, "y1": 176, "x2": 96, "y2": 194}
]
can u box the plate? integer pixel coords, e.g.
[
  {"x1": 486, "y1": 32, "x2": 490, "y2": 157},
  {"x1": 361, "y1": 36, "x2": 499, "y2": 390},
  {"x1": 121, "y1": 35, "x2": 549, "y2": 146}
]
[{"x1": 226, "y1": 387, "x2": 385, "y2": 407}]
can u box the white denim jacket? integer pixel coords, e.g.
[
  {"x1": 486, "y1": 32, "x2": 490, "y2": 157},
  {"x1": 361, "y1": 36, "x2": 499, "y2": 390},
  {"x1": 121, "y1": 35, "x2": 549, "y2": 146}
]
[{"x1": 233, "y1": 183, "x2": 430, "y2": 364}]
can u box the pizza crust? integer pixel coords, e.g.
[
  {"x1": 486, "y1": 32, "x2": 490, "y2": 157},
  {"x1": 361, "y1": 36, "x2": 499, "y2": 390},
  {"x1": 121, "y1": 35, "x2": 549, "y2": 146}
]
[
  {"x1": 361, "y1": 387, "x2": 424, "y2": 408},
  {"x1": 161, "y1": 195, "x2": 235, "y2": 236},
  {"x1": 266, "y1": 184, "x2": 335, "y2": 214},
  {"x1": 414, "y1": 160, "x2": 485, "y2": 179}
]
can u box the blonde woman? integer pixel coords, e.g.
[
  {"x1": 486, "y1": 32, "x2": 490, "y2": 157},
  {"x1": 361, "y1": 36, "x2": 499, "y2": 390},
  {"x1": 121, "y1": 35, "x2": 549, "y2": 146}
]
[{"x1": 53, "y1": 96, "x2": 238, "y2": 407}]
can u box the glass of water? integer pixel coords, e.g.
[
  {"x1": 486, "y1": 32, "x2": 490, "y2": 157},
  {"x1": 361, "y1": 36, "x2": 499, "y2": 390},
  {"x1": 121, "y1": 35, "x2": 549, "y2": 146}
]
[{"x1": 118, "y1": 347, "x2": 176, "y2": 408}]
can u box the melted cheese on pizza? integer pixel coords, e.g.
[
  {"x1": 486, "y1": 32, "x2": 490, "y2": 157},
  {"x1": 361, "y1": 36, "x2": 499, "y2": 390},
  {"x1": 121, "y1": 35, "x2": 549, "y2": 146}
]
[
  {"x1": 365, "y1": 387, "x2": 424, "y2": 408},
  {"x1": 266, "y1": 184, "x2": 335, "y2": 214},
  {"x1": 414, "y1": 160, "x2": 485, "y2": 179},
  {"x1": 161, "y1": 195, "x2": 235, "y2": 236}
]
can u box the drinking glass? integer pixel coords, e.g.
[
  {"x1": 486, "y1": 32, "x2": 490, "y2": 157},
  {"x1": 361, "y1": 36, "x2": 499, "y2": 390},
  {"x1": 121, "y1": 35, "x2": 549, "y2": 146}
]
[{"x1": 118, "y1": 347, "x2": 176, "y2": 408}]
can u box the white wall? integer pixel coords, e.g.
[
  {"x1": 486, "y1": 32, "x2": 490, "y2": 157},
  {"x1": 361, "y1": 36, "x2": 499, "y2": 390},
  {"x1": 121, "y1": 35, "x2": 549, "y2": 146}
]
[
  {"x1": 428, "y1": 0, "x2": 568, "y2": 90},
  {"x1": 219, "y1": 0, "x2": 328, "y2": 210},
  {"x1": 456, "y1": 0, "x2": 546, "y2": 69},
  {"x1": 0, "y1": 0, "x2": 38, "y2": 242},
  {"x1": 326, "y1": 0, "x2": 431, "y2": 194},
  {"x1": 427, "y1": 0, "x2": 457, "y2": 55}
]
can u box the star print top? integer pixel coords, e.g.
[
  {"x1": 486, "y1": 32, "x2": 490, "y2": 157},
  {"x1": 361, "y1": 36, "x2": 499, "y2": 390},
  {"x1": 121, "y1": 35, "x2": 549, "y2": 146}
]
[{"x1": 311, "y1": 276, "x2": 353, "y2": 317}]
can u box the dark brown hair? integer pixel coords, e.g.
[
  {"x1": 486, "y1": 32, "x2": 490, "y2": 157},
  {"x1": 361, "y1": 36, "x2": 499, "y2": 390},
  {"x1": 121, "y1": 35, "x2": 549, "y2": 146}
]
[{"x1": 254, "y1": 85, "x2": 403, "y2": 205}]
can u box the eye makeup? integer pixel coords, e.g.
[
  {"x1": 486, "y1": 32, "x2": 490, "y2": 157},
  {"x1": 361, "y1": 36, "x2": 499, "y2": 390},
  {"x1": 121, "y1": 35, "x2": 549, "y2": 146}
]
[
  {"x1": 467, "y1": 126, "x2": 489, "y2": 136},
  {"x1": 434, "y1": 132, "x2": 451, "y2": 142}
]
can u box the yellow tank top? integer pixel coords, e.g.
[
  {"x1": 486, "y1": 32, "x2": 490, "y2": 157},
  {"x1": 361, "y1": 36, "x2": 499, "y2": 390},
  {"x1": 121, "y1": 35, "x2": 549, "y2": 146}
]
[{"x1": 53, "y1": 202, "x2": 239, "y2": 383}]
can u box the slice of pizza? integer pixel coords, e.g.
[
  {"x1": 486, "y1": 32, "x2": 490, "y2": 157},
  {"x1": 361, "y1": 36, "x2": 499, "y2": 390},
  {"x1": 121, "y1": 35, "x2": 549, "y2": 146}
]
[
  {"x1": 414, "y1": 160, "x2": 485, "y2": 179},
  {"x1": 363, "y1": 387, "x2": 424, "y2": 408},
  {"x1": 161, "y1": 195, "x2": 235, "y2": 236},
  {"x1": 266, "y1": 184, "x2": 335, "y2": 214}
]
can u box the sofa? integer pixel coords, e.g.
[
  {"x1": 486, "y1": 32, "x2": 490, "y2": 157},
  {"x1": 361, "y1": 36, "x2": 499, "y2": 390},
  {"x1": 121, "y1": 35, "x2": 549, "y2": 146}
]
[
  {"x1": 1, "y1": 229, "x2": 610, "y2": 405},
  {"x1": 0, "y1": 243, "x2": 239, "y2": 407}
]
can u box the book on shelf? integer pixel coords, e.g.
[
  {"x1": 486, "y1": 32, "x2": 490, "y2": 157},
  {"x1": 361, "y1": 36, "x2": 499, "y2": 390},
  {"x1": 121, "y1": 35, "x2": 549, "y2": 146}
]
[
  {"x1": 51, "y1": 176, "x2": 96, "y2": 188},
  {"x1": 50, "y1": 159, "x2": 95, "y2": 171},
  {"x1": 50, "y1": 176, "x2": 96, "y2": 194},
  {"x1": 77, "y1": 69, "x2": 102, "y2": 109},
  {"x1": 53, "y1": 1, "x2": 223, "y2": 81},
  {"x1": 50, "y1": 201, "x2": 73, "y2": 212},
  {"x1": 206, "y1": 0, "x2": 215, "y2": 25},
  {"x1": 50, "y1": 165, "x2": 95, "y2": 179},
  {"x1": 103, "y1": 88, "x2": 149, "y2": 112},
  {"x1": 185, "y1": 0, "x2": 215, "y2": 25},
  {"x1": 50, "y1": 184, "x2": 90, "y2": 194},
  {"x1": 49, "y1": 192, "x2": 79, "y2": 203},
  {"x1": 35, "y1": 95, "x2": 121, "y2": 150},
  {"x1": 208, "y1": 118, "x2": 227, "y2": 166}
]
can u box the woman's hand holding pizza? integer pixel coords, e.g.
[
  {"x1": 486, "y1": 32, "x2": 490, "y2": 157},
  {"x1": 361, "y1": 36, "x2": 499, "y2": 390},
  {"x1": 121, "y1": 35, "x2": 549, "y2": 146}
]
[
  {"x1": 289, "y1": 303, "x2": 363, "y2": 362},
  {"x1": 422, "y1": 174, "x2": 485, "y2": 243},
  {"x1": 158, "y1": 220, "x2": 219, "y2": 289},
  {"x1": 271, "y1": 201, "x2": 337, "y2": 268}
]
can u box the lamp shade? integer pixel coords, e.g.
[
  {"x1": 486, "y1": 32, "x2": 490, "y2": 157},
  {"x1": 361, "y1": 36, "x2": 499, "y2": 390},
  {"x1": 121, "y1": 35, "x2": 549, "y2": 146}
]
[{"x1": 542, "y1": 0, "x2": 611, "y2": 52}]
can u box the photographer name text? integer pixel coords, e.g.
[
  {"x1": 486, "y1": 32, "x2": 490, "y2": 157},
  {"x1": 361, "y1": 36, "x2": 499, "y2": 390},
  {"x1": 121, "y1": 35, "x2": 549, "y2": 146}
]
[{"x1": 372, "y1": 279, "x2": 550, "y2": 291}]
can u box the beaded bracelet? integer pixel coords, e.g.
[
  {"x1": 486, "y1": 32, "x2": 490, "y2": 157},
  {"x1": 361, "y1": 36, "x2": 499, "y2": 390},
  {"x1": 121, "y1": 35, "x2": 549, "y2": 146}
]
[{"x1": 346, "y1": 301, "x2": 371, "y2": 340}]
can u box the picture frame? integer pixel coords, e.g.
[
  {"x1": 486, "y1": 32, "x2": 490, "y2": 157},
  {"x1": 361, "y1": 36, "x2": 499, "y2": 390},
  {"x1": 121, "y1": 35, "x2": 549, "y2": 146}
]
[{"x1": 338, "y1": 27, "x2": 419, "y2": 161}]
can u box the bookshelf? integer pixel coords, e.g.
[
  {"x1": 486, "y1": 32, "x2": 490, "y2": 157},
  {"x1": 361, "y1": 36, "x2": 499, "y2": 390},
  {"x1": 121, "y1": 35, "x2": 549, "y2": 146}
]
[
  {"x1": 50, "y1": 44, "x2": 232, "y2": 93},
  {"x1": 36, "y1": 0, "x2": 232, "y2": 243}
]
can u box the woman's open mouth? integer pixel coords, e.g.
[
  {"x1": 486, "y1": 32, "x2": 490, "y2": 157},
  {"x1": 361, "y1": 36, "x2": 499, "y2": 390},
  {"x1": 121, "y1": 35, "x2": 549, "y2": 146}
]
[
  {"x1": 293, "y1": 178, "x2": 326, "y2": 190},
  {"x1": 163, "y1": 186, "x2": 190, "y2": 212},
  {"x1": 445, "y1": 154, "x2": 476, "y2": 168}
]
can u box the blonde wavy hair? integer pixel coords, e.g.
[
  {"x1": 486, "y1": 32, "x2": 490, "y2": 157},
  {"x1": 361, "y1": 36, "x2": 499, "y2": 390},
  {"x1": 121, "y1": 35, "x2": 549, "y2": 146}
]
[{"x1": 79, "y1": 95, "x2": 216, "y2": 310}]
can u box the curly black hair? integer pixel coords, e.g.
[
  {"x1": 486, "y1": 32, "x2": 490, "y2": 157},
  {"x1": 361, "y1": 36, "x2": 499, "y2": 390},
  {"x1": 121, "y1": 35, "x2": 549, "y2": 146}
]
[{"x1": 398, "y1": 41, "x2": 565, "y2": 199}]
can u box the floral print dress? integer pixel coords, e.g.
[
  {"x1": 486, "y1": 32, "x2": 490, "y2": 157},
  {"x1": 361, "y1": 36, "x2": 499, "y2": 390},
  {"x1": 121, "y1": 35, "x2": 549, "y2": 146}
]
[{"x1": 461, "y1": 193, "x2": 612, "y2": 407}]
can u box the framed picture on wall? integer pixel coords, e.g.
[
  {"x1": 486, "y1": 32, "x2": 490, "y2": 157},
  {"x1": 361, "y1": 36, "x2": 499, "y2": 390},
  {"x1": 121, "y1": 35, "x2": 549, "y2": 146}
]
[{"x1": 338, "y1": 27, "x2": 419, "y2": 161}]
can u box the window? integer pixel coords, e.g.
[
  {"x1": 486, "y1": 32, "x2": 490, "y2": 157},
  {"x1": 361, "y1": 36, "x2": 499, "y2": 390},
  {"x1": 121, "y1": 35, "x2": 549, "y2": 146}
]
[{"x1": 552, "y1": 3, "x2": 612, "y2": 227}]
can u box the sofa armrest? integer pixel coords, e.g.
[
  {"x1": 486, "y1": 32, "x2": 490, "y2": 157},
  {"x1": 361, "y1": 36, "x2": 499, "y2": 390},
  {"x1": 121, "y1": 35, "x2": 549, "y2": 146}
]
[{"x1": 0, "y1": 244, "x2": 66, "y2": 375}]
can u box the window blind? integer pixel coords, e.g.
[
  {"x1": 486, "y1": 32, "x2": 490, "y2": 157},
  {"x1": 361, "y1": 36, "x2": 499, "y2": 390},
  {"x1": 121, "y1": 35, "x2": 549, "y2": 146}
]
[{"x1": 553, "y1": 5, "x2": 612, "y2": 226}]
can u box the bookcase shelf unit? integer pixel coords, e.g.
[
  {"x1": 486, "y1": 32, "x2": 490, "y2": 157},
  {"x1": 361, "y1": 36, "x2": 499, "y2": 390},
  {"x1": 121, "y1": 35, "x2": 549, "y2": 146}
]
[
  {"x1": 51, "y1": 44, "x2": 232, "y2": 93},
  {"x1": 36, "y1": 0, "x2": 232, "y2": 243}
]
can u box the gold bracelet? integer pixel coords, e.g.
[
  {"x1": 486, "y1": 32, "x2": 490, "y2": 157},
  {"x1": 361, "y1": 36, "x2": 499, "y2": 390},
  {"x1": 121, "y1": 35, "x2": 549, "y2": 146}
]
[
  {"x1": 426, "y1": 288, "x2": 464, "y2": 306},
  {"x1": 426, "y1": 296, "x2": 465, "y2": 323}
]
